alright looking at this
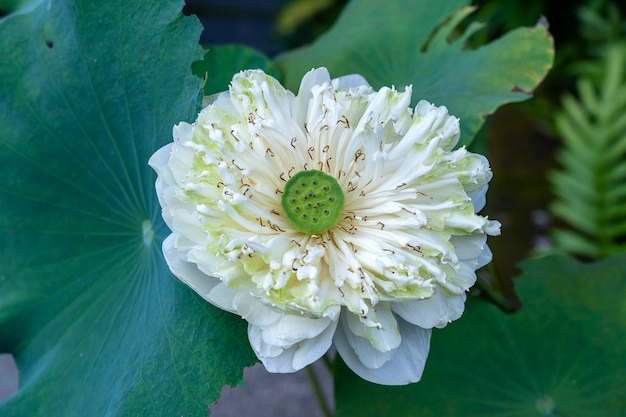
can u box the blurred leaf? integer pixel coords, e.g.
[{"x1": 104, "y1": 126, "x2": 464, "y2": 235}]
[
  {"x1": 192, "y1": 44, "x2": 280, "y2": 97},
  {"x1": 0, "y1": 1, "x2": 256, "y2": 416},
  {"x1": 335, "y1": 253, "x2": 626, "y2": 416},
  {"x1": 0, "y1": 0, "x2": 37, "y2": 14},
  {"x1": 274, "y1": 0, "x2": 554, "y2": 147},
  {"x1": 275, "y1": 0, "x2": 336, "y2": 36},
  {"x1": 549, "y1": 44, "x2": 626, "y2": 258}
]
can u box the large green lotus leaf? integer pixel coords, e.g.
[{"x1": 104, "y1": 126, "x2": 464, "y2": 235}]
[
  {"x1": 274, "y1": 0, "x2": 554, "y2": 147},
  {"x1": 0, "y1": 1, "x2": 257, "y2": 416},
  {"x1": 335, "y1": 253, "x2": 626, "y2": 416}
]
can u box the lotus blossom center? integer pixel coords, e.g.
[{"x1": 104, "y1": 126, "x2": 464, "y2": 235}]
[{"x1": 281, "y1": 170, "x2": 344, "y2": 235}]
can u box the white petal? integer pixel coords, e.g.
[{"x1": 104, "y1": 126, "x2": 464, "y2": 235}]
[
  {"x1": 468, "y1": 182, "x2": 488, "y2": 212},
  {"x1": 162, "y1": 234, "x2": 220, "y2": 298},
  {"x1": 248, "y1": 325, "x2": 283, "y2": 359},
  {"x1": 292, "y1": 67, "x2": 332, "y2": 124},
  {"x1": 335, "y1": 73, "x2": 370, "y2": 89},
  {"x1": 261, "y1": 315, "x2": 335, "y2": 346},
  {"x1": 335, "y1": 315, "x2": 432, "y2": 385},
  {"x1": 450, "y1": 233, "x2": 494, "y2": 272},
  {"x1": 344, "y1": 302, "x2": 401, "y2": 352},
  {"x1": 476, "y1": 244, "x2": 494, "y2": 270},
  {"x1": 299, "y1": 67, "x2": 332, "y2": 94},
  {"x1": 291, "y1": 319, "x2": 337, "y2": 370},
  {"x1": 148, "y1": 143, "x2": 173, "y2": 183},
  {"x1": 165, "y1": 204, "x2": 206, "y2": 246},
  {"x1": 338, "y1": 312, "x2": 394, "y2": 369},
  {"x1": 451, "y1": 234, "x2": 487, "y2": 262},
  {"x1": 232, "y1": 291, "x2": 282, "y2": 327},
  {"x1": 449, "y1": 262, "x2": 479, "y2": 291},
  {"x1": 149, "y1": 144, "x2": 177, "y2": 229},
  {"x1": 486, "y1": 220, "x2": 502, "y2": 236},
  {"x1": 249, "y1": 317, "x2": 337, "y2": 372},
  {"x1": 205, "y1": 282, "x2": 240, "y2": 314},
  {"x1": 391, "y1": 289, "x2": 466, "y2": 329}
]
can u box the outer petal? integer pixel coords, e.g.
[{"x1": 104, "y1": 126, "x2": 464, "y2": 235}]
[
  {"x1": 292, "y1": 67, "x2": 332, "y2": 124},
  {"x1": 344, "y1": 302, "x2": 401, "y2": 353},
  {"x1": 476, "y1": 244, "x2": 494, "y2": 270},
  {"x1": 162, "y1": 234, "x2": 220, "y2": 298},
  {"x1": 391, "y1": 289, "x2": 466, "y2": 329},
  {"x1": 299, "y1": 67, "x2": 332, "y2": 95},
  {"x1": 339, "y1": 312, "x2": 393, "y2": 369},
  {"x1": 451, "y1": 233, "x2": 488, "y2": 263},
  {"x1": 206, "y1": 282, "x2": 248, "y2": 315},
  {"x1": 148, "y1": 143, "x2": 174, "y2": 190},
  {"x1": 334, "y1": 314, "x2": 431, "y2": 385},
  {"x1": 332, "y1": 302, "x2": 404, "y2": 370},
  {"x1": 451, "y1": 232, "x2": 497, "y2": 272},
  {"x1": 334, "y1": 73, "x2": 370, "y2": 89},
  {"x1": 249, "y1": 315, "x2": 338, "y2": 372},
  {"x1": 468, "y1": 182, "x2": 488, "y2": 212},
  {"x1": 231, "y1": 291, "x2": 283, "y2": 327},
  {"x1": 149, "y1": 143, "x2": 177, "y2": 229}
]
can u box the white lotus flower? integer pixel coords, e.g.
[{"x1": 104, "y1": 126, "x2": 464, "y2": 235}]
[{"x1": 149, "y1": 67, "x2": 500, "y2": 385}]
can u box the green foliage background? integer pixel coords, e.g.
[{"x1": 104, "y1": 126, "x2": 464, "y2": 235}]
[
  {"x1": 0, "y1": 0, "x2": 622, "y2": 416},
  {"x1": 0, "y1": 1, "x2": 257, "y2": 416}
]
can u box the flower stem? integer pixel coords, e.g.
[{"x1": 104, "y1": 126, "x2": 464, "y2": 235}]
[
  {"x1": 477, "y1": 263, "x2": 518, "y2": 313},
  {"x1": 305, "y1": 364, "x2": 333, "y2": 417},
  {"x1": 321, "y1": 352, "x2": 334, "y2": 373}
]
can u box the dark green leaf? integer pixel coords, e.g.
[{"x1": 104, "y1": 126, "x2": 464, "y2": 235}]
[
  {"x1": 192, "y1": 44, "x2": 280, "y2": 97},
  {"x1": 274, "y1": 0, "x2": 554, "y2": 146},
  {"x1": 550, "y1": 229, "x2": 600, "y2": 258},
  {"x1": 335, "y1": 254, "x2": 626, "y2": 416},
  {"x1": 0, "y1": 1, "x2": 256, "y2": 416}
]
